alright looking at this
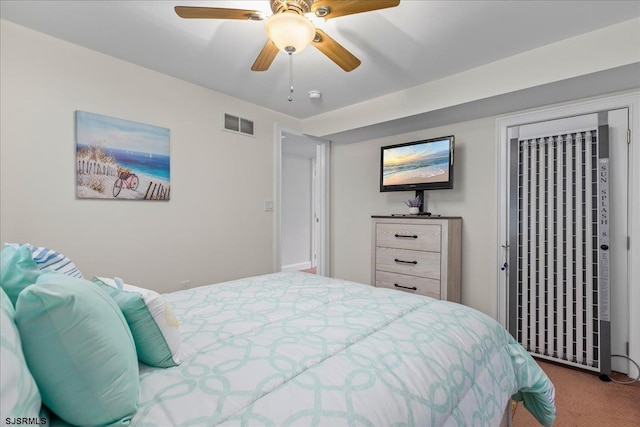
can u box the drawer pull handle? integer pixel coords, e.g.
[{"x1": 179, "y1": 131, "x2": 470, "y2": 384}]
[
  {"x1": 394, "y1": 284, "x2": 418, "y2": 291},
  {"x1": 395, "y1": 233, "x2": 418, "y2": 239},
  {"x1": 394, "y1": 258, "x2": 417, "y2": 265}
]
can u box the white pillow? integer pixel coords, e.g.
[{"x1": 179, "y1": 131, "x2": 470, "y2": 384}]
[
  {"x1": 0, "y1": 287, "x2": 42, "y2": 420},
  {"x1": 93, "y1": 277, "x2": 181, "y2": 367}
]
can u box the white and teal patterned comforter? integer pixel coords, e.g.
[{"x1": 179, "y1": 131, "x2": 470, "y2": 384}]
[{"x1": 133, "y1": 272, "x2": 556, "y2": 426}]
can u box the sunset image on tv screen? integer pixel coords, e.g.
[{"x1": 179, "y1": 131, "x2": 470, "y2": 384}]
[{"x1": 382, "y1": 139, "x2": 450, "y2": 186}]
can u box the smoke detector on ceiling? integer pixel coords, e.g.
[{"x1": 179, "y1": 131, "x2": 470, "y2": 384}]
[{"x1": 308, "y1": 90, "x2": 322, "y2": 99}]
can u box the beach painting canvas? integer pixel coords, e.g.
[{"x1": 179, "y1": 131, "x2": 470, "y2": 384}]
[{"x1": 76, "y1": 111, "x2": 170, "y2": 200}]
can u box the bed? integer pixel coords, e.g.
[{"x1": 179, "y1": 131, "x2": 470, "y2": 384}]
[
  {"x1": 1, "y1": 244, "x2": 555, "y2": 427},
  {"x1": 133, "y1": 272, "x2": 555, "y2": 426}
]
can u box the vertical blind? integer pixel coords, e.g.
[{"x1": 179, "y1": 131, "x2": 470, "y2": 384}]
[{"x1": 510, "y1": 129, "x2": 610, "y2": 374}]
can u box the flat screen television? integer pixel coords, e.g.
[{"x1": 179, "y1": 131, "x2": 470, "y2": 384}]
[{"x1": 380, "y1": 135, "x2": 455, "y2": 192}]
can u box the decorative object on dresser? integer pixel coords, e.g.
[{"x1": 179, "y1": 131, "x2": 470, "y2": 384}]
[
  {"x1": 404, "y1": 195, "x2": 422, "y2": 214},
  {"x1": 371, "y1": 216, "x2": 462, "y2": 302}
]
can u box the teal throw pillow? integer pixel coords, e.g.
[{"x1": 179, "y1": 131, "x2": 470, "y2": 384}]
[
  {"x1": 0, "y1": 245, "x2": 42, "y2": 307},
  {"x1": 92, "y1": 277, "x2": 182, "y2": 368},
  {"x1": 0, "y1": 287, "x2": 42, "y2": 421},
  {"x1": 15, "y1": 275, "x2": 139, "y2": 426}
]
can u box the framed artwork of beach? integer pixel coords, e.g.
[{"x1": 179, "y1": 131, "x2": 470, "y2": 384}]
[{"x1": 75, "y1": 111, "x2": 170, "y2": 200}]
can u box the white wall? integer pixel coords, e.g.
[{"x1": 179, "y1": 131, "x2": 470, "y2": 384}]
[
  {"x1": 0, "y1": 20, "x2": 301, "y2": 293},
  {"x1": 331, "y1": 117, "x2": 498, "y2": 316},
  {"x1": 2, "y1": 16, "x2": 637, "y2": 324},
  {"x1": 304, "y1": 18, "x2": 640, "y2": 138},
  {"x1": 331, "y1": 90, "x2": 640, "y2": 325},
  {"x1": 281, "y1": 154, "x2": 312, "y2": 270}
]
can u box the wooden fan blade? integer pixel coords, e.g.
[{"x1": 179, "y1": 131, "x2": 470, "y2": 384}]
[
  {"x1": 311, "y1": 0, "x2": 400, "y2": 20},
  {"x1": 175, "y1": 6, "x2": 264, "y2": 20},
  {"x1": 312, "y1": 29, "x2": 361, "y2": 72},
  {"x1": 251, "y1": 40, "x2": 280, "y2": 71}
]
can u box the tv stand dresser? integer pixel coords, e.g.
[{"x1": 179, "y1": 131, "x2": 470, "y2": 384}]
[{"x1": 371, "y1": 216, "x2": 462, "y2": 302}]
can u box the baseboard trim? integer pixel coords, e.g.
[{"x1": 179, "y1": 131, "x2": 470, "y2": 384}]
[{"x1": 282, "y1": 262, "x2": 312, "y2": 272}]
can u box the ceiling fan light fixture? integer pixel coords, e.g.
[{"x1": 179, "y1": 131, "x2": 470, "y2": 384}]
[{"x1": 265, "y1": 12, "x2": 315, "y2": 53}]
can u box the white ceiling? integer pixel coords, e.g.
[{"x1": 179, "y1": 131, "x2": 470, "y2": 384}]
[{"x1": 1, "y1": 0, "x2": 639, "y2": 123}]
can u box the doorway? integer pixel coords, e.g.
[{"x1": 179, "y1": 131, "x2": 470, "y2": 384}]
[
  {"x1": 506, "y1": 111, "x2": 628, "y2": 375},
  {"x1": 497, "y1": 92, "x2": 639, "y2": 380},
  {"x1": 275, "y1": 124, "x2": 329, "y2": 276}
]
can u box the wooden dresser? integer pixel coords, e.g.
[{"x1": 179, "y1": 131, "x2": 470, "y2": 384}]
[{"x1": 371, "y1": 216, "x2": 462, "y2": 302}]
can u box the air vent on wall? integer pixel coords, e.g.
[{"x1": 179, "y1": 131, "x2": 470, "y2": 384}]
[{"x1": 223, "y1": 113, "x2": 254, "y2": 137}]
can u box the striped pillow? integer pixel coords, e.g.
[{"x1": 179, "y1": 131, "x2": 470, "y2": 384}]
[
  {"x1": 29, "y1": 246, "x2": 83, "y2": 278},
  {"x1": 4, "y1": 244, "x2": 83, "y2": 278}
]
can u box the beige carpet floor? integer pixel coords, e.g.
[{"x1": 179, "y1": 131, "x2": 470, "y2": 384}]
[{"x1": 512, "y1": 359, "x2": 640, "y2": 426}]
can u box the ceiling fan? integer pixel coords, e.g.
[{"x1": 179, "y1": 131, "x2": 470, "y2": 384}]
[{"x1": 175, "y1": 0, "x2": 401, "y2": 72}]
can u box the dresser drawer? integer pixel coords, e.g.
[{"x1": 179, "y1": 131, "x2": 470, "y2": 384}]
[
  {"x1": 376, "y1": 223, "x2": 441, "y2": 251},
  {"x1": 371, "y1": 216, "x2": 461, "y2": 303},
  {"x1": 375, "y1": 247, "x2": 441, "y2": 279},
  {"x1": 375, "y1": 270, "x2": 440, "y2": 298}
]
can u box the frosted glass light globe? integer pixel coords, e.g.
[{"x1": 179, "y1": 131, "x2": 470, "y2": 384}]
[{"x1": 266, "y1": 12, "x2": 315, "y2": 53}]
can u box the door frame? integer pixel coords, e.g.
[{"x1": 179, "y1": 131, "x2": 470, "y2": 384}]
[
  {"x1": 496, "y1": 90, "x2": 639, "y2": 378},
  {"x1": 274, "y1": 123, "x2": 330, "y2": 276}
]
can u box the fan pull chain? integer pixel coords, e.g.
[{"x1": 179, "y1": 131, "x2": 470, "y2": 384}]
[{"x1": 287, "y1": 49, "x2": 294, "y2": 102}]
